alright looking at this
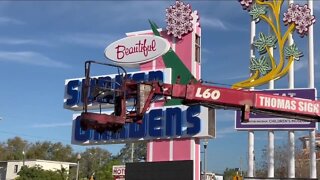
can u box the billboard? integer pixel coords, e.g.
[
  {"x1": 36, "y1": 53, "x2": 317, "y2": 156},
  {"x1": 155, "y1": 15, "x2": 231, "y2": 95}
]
[
  {"x1": 64, "y1": 68, "x2": 171, "y2": 111},
  {"x1": 63, "y1": 68, "x2": 171, "y2": 111},
  {"x1": 235, "y1": 88, "x2": 317, "y2": 130},
  {"x1": 72, "y1": 105, "x2": 215, "y2": 145}
]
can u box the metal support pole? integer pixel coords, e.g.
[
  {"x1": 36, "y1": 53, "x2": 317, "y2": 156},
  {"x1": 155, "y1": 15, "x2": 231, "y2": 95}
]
[
  {"x1": 308, "y1": 0, "x2": 315, "y2": 89},
  {"x1": 268, "y1": 131, "x2": 274, "y2": 178},
  {"x1": 310, "y1": 130, "x2": 316, "y2": 178},
  {"x1": 249, "y1": 18, "x2": 255, "y2": 60},
  {"x1": 288, "y1": 131, "x2": 295, "y2": 178},
  {"x1": 288, "y1": 31, "x2": 295, "y2": 88},
  {"x1": 203, "y1": 140, "x2": 208, "y2": 179},
  {"x1": 308, "y1": 0, "x2": 316, "y2": 178},
  {"x1": 131, "y1": 143, "x2": 134, "y2": 162},
  {"x1": 267, "y1": 14, "x2": 274, "y2": 177},
  {"x1": 248, "y1": 131, "x2": 254, "y2": 177},
  {"x1": 76, "y1": 153, "x2": 81, "y2": 180},
  {"x1": 287, "y1": 1, "x2": 295, "y2": 178},
  {"x1": 76, "y1": 160, "x2": 80, "y2": 180},
  {"x1": 22, "y1": 151, "x2": 25, "y2": 166},
  {"x1": 248, "y1": 9, "x2": 256, "y2": 180}
]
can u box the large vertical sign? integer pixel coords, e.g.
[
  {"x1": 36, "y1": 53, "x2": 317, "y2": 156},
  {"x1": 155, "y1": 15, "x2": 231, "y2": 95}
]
[{"x1": 235, "y1": 88, "x2": 317, "y2": 130}]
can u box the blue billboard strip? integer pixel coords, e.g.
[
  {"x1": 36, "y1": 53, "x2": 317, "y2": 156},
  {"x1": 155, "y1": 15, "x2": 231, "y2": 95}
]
[
  {"x1": 64, "y1": 69, "x2": 171, "y2": 111},
  {"x1": 72, "y1": 105, "x2": 215, "y2": 145}
]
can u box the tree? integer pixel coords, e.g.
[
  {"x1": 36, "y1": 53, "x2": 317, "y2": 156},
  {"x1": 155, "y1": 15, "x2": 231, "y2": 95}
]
[
  {"x1": 223, "y1": 168, "x2": 239, "y2": 180},
  {"x1": 26, "y1": 141, "x2": 75, "y2": 162},
  {"x1": 255, "y1": 142, "x2": 315, "y2": 178},
  {"x1": 78, "y1": 147, "x2": 112, "y2": 180},
  {"x1": 256, "y1": 143, "x2": 291, "y2": 178},
  {"x1": 16, "y1": 165, "x2": 68, "y2": 180},
  {"x1": 0, "y1": 137, "x2": 121, "y2": 179},
  {"x1": 0, "y1": 136, "x2": 28, "y2": 161},
  {"x1": 98, "y1": 159, "x2": 121, "y2": 180},
  {"x1": 116, "y1": 142, "x2": 146, "y2": 163}
]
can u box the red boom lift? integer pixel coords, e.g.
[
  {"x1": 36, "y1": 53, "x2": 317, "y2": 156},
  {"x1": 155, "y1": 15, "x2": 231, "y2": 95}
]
[{"x1": 79, "y1": 61, "x2": 320, "y2": 132}]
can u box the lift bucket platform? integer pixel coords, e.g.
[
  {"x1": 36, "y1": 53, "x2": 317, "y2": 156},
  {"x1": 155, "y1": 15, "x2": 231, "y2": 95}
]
[
  {"x1": 78, "y1": 61, "x2": 155, "y2": 133},
  {"x1": 78, "y1": 61, "x2": 129, "y2": 133}
]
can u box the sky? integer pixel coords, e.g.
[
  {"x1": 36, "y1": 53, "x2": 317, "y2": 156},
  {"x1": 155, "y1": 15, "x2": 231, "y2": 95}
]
[{"x1": 0, "y1": 0, "x2": 320, "y2": 174}]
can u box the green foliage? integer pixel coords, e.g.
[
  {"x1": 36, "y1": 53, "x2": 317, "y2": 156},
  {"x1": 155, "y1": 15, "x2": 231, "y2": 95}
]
[
  {"x1": 253, "y1": 33, "x2": 277, "y2": 55},
  {"x1": 0, "y1": 137, "x2": 75, "y2": 162},
  {"x1": 116, "y1": 142, "x2": 146, "y2": 163},
  {"x1": 249, "y1": 4, "x2": 266, "y2": 22},
  {"x1": 256, "y1": 144, "x2": 288, "y2": 178},
  {"x1": 223, "y1": 168, "x2": 240, "y2": 180},
  {"x1": 284, "y1": 44, "x2": 303, "y2": 61},
  {"x1": 77, "y1": 147, "x2": 112, "y2": 180},
  {"x1": 16, "y1": 165, "x2": 68, "y2": 180},
  {"x1": 249, "y1": 55, "x2": 271, "y2": 75},
  {"x1": 0, "y1": 137, "x2": 28, "y2": 161},
  {"x1": 0, "y1": 137, "x2": 145, "y2": 180},
  {"x1": 98, "y1": 159, "x2": 121, "y2": 180},
  {"x1": 149, "y1": 20, "x2": 196, "y2": 105}
]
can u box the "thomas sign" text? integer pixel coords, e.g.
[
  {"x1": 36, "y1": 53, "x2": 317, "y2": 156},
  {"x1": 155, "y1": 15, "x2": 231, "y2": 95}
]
[{"x1": 257, "y1": 95, "x2": 320, "y2": 114}]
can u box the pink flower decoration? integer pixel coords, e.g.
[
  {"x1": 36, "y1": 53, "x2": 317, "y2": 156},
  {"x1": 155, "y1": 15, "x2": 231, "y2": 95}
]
[
  {"x1": 165, "y1": 0, "x2": 193, "y2": 39},
  {"x1": 238, "y1": 0, "x2": 253, "y2": 11},
  {"x1": 283, "y1": 3, "x2": 316, "y2": 37}
]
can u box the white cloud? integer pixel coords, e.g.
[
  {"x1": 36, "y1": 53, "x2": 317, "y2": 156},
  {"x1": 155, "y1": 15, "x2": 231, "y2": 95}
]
[
  {"x1": 294, "y1": 60, "x2": 307, "y2": 71},
  {"x1": 221, "y1": 73, "x2": 251, "y2": 81},
  {"x1": 200, "y1": 16, "x2": 228, "y2": 30},
  {"x1": 58, "y1": 33, "x2": 119, "y2": 48},
  {"x1": 0, "y1": 37, "x2": 51, "y2": 46},
  {"x1": 31, "y1": 122, "x2": 72, "y2": 128},
  {"x1": 0, "y1": 51, "x2": 70, "y2": 68},
  {"x1": 0, "y1": 17, "x2": 24, "y2": 25},
  {"x1": 217, "y1": 127, "x2": 237, "y2": 138}
]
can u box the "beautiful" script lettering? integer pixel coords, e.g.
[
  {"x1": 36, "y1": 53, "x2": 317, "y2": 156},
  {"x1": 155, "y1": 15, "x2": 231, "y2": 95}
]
[{"x1": 115, "y1": 39, "x2": 157, "y2": 60}]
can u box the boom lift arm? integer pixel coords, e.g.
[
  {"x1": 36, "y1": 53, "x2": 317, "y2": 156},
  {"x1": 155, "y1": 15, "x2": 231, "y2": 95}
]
[
  {"x1": 79, "y1": 61, "x2": 320, "y2": 133},
  {"x1": 134, "y1": 81, "x2": 320, "y2": 122}
]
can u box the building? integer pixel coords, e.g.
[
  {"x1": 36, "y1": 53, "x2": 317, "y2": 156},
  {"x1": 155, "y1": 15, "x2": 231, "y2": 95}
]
[
  {"x1": 0, "y1": 159, "x2": 77, "y2": 180},
  {"x1": 297, "y1": 134, "x2": 320, "y2": 178},
  {"x1": 201, "y1": 172, "x2": 223, "y2": 180},
  {"x1": 299, "y1": 133, "x2": 320, "y2": 160}
]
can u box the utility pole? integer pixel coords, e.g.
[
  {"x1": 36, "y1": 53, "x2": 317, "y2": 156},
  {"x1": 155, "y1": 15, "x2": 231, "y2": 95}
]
[
  {"x1": 22, "y1": 150, "x2": 25, "y2": 166},
  {"x1": 240, "y1": 156, "x2": 243, "y2": 176},
  {"x1": 131, "y1": 143, "x2": 134, "y2": 162},
  {"x1": 76, "y1": 153, "x2": 81, "y2": 180},
  {"x1": 203, "y1": 139, "x2": 208, "y2": 180}
]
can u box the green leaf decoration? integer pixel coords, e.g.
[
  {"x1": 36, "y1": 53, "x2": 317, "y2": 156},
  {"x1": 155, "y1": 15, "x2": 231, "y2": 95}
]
[
  {"x1": 149, "y1": 20, "x2": 196, "y2": 105},
  {"x1": 148, "y1": 20, "x2": 161, "y2": 36},
  {"x1": 284, "y1": 44, "x2": 303, "y2": 61},
  {"x1": 253, "y1": 33, "x2": 277, "y2": 54},
  {"x1": 249, "y1": 55, "x2": 272, "y2": 75},
  {"x1": 249, "y1": 3, "x2": 266, "y2": 22}
]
